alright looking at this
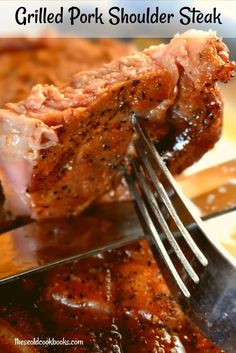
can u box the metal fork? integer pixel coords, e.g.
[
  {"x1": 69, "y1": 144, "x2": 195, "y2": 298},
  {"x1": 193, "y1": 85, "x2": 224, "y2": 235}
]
[{"x1": 122, "y1": 114, "x2": 236, "y2": 353}]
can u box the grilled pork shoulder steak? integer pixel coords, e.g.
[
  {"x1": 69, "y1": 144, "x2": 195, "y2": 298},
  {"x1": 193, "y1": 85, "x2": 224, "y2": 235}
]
[{"x1": 0, "y1": 30, "x2": 234, "y2": 219}]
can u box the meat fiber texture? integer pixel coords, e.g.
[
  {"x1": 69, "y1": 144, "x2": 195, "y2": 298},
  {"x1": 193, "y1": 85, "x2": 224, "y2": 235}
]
[{"x1": 0, "y1": 30, "x2": 234, "y2": 220}]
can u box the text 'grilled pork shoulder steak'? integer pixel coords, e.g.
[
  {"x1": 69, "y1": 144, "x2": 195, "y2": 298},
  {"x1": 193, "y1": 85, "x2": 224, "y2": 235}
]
[{"x1": 0, "y1": 30, "x2": 234, "y2": 219}]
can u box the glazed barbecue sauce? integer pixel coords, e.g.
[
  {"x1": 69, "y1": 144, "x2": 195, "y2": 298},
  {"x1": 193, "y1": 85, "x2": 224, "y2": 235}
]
[{"x1": 0, "y1": 241, "x2": 223, "y2": 353}]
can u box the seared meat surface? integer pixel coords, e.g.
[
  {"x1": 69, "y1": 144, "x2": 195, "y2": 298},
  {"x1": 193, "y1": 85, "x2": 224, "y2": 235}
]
[
  {"x1": 0, "y1": 30, "x2": 234, "y2": 220},
  {"x1": 0, "y1": 241, "x2": 224, "y2": 352}
]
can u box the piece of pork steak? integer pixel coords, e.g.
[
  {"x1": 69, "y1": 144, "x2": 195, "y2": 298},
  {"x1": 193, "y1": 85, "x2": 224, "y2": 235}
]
[{"x1": 0, "y1": 30, "x2": 234, "y2": 219}]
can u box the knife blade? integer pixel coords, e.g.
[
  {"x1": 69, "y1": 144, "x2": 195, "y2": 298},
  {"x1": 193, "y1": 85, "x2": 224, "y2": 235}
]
[
  {"x1": 0, "y1": 202, "x2": 142, "y2": 284},
  {"x1": 177, "y1": 159, "x2": 236, "y2": 200},
  {"x1": 178, "y1": 159, "x2": 236, "y2": 217},
  {"x1": 0, "y1": 201, "x2": 235, "y2": 285},
  {"x1": 193, "y1": 182, "x2": 236, "y2": 218},
  {"x1": 0, "y1": 159, "x2": 235, "y2": 284}
]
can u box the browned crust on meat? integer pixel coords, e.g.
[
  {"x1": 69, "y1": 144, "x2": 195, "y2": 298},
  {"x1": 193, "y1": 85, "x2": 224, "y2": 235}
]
[
  {"x1": 28, "y1": 70, "x2": 175, "y2": 219},
  {"x1": 0, "y1": 35, "x2": 234, "y2": 219},
  {"x1": 29, "y1": 37, "x2": 234, "y2": 219},
  {"x1": 158, "y1": 37, "x2": 235, "y2": 174}
]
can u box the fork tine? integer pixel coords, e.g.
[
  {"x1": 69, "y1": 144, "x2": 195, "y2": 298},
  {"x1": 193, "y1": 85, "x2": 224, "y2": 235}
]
[
  {"x1": 132, "y1": 115, "x2": 208, "y2": 266},
  {"x1": 131, "y1": 157, "x2": 199, "y2": 283},
  {"x1": 132, "y1": 113, "x2": 208, "y2": 222},
  {"x1": 134, "y1": 139, "x2": 208, "y2": 266},
  {"x1": 122, "y1": 166, "x2": 191, "y2": 298}
]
